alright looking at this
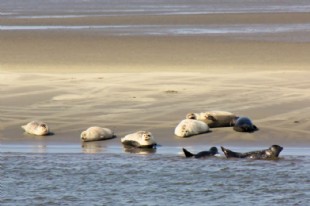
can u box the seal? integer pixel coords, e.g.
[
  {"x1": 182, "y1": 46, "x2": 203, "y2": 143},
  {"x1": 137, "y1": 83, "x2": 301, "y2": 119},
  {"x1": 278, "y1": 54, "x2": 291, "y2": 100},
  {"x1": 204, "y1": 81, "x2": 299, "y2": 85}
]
[
  {"x1": 21, "y1": 121, "x2": 49, "y2": 136},
  {"x1": 80, "y1": 126, "x2": 115, "y2": 142},
  {"x1": 121, "y1": 131, "x2": 157, "y2": 148},
  {"x1": 182, "y1": 147, "x2": 219, "y2": 158},
  {"x1": 233, "y1": 116, "x2": 258, "y2": 132},
  {"x1": 186, "y1": 111, "x2": 237, "y2": 128},
  {"x1": 221, "y1": 145, "x2": 283, "y2": 160},
  {"x1": 174, "y1": 119, "x2": 209, "y2": 137}
]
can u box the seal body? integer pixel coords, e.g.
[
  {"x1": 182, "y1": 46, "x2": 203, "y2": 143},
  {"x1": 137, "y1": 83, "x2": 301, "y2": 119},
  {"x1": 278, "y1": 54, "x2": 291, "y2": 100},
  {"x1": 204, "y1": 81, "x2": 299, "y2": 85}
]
[
  {"x1": 183, "y1": 147, "x2": 219, "y2": 158},
  {"x1": 233, "y1": 116, "x2": 258, "y2": 132},
  {"x1": 221, "y1": 145, "x2": 283, "y2": 160},
  {"x1": 80, "y1": 127, "x2": 115, "y2": 142},
  {"x1": 21, "y1": 121, "x2": 49, "y2": 136},
  {"x1": 186, "y1": 111, "x2": 237, "y2": 128},
  {"x1": 174, "y1": 119, "x2": 209, "y2": 137},
  {"x1": 121, "y1": 131, "x2": 157, "y2": 148}
]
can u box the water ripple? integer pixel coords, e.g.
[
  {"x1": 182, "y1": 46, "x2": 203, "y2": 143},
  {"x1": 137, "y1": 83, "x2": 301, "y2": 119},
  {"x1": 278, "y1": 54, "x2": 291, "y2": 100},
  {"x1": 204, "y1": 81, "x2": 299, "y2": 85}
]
[{"x1": 1, "y1": 153, "x2": 310, "y2": 205}]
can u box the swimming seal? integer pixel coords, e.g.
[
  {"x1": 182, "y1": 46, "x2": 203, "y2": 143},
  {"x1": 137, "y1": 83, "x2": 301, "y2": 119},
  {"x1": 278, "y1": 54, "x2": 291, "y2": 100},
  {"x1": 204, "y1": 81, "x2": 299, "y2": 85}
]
[
  {"x1": 233, "y1": 116, "x2": 258, "y2": 132},
  {"x1": 186, "y1": 111, "x2": 237, "y2": 128},
  {"x1": 174, "y1": 119, "x2": 209, "y2": 137},
  {"x1": 221, "y1": 145, "x2": 283, "y2": 160},
  {"x1": 21, "y1": 121, "x2": 49, "y2": 136},
  {"x1": 183, "y1": 147, "x2": 219, "y2": 158},
  {"x1": 80, "y1": 127, "x2": 115, "y2": 142},
  {"x1": 121, "y1": 131, "x2": 157, "y2": 148}
]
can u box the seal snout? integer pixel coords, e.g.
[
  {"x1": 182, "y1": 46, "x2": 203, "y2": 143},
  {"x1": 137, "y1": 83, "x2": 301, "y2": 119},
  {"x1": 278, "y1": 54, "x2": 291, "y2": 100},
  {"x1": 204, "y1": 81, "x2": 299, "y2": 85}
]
[{"x1": 143, "y1": 133, "x2": 151, "y2": 141}]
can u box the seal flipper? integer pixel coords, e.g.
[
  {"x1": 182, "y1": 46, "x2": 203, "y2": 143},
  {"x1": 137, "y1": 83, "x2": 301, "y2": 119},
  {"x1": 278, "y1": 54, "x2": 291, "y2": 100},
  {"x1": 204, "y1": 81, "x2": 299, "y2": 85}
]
[{"x1": 182, "y1": 148, "x2": 195, "y2": 158}]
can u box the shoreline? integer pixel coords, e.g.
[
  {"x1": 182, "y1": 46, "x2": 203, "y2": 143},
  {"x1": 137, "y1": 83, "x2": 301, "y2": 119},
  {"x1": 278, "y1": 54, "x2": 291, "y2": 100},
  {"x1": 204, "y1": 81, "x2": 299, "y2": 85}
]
[{"x1": 1, "y1": 144, "x2": 310, "y2": 156}]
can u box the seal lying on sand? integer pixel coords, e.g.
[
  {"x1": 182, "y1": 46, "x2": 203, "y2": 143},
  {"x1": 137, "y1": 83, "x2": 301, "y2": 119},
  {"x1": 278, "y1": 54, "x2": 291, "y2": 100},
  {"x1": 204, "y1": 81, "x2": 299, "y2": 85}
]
[
  {"x1": 182, "y1": 147, "x2": 219, "y2": 158},
  {"x1": 80, "y1": 127, "x2": 115, "y2": 142},
  {"x1": 121, "y1": 131, "x2": 157, "y2": 148},
  {"x1": 186, "y1": 111, "x2": 237, "y2": 128},
  {"x1": 233, "y1": 116, "x2": 258, "y2": 132},
  {"x1": 221, "y1": 145, "x2": 283, "y2": 160},
  {"x1": 21, "y1": 121, "x2": 49, "y2": 136},
  {"x1": 174, "y1": 119, "x2": 209, "y2": 137}
]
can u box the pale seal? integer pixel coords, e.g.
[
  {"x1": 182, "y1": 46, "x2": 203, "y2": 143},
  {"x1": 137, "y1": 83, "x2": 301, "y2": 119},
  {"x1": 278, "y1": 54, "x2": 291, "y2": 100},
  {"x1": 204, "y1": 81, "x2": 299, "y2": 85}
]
[
  {"x1": 186, "y1": 111, "x2": 237, "y2": 128},
  {"x1": 174, "y1": 119, "x2": 209, "y2": 137},
  {"x1": 121, "y1": 131, "x2": 157, "y2": 148},
  {"x1": 182, "y1": 147, "x2": 219, "y2": 158},
  {"x1": 221, "y1": 145, "x2": 283, "y2": 160},
  {"x1": 233, "y1": 116, "x2": 258, "y2": 132},
  {"x1": 21, "y1": 121, "x2": 49, "y2": 136},
  {"x1": 80, "y1": 127, "x2": 115, "y2": 142}
]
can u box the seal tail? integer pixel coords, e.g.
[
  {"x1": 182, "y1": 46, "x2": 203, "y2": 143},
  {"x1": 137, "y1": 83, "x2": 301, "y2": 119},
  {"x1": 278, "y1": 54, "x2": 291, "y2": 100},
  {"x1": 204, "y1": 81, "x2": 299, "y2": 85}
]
[{"x1": 182, "y1": 148, "x2": 195, "y2": 158}]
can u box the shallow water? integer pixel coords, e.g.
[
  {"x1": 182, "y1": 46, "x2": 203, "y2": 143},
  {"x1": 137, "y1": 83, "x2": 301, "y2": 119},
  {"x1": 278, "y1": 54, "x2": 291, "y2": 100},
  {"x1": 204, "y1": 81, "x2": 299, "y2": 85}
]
[
  {"x1": 1, "y1": 0, "x2": 310, "y2": 42},
  {"x1": 1, "y1": 146, "x2": 310, "y2": 205}
]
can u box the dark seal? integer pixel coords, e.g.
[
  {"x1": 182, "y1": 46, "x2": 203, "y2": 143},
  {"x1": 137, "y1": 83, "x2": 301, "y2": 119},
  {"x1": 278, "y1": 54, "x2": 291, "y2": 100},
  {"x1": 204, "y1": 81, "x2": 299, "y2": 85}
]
[
  {"x1": 183, "y1": 147, "x2": 219, "y2": 158},
  {"x1": 233, "y1": 116, "x2": 258, "y2": 132},
  {"x1": 221, "y1": 145, "x2": 283, "y2": 160}
]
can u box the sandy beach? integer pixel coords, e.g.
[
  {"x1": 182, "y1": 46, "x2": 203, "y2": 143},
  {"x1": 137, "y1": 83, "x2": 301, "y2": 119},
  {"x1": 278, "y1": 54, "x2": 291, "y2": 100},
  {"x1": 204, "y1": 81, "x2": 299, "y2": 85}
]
[
  {"x1": 1, "y1": 1, "x2": 310, "y2": 153},
  {"x1": 0, "y1": 70, "x2": 309, "y2": 151}
]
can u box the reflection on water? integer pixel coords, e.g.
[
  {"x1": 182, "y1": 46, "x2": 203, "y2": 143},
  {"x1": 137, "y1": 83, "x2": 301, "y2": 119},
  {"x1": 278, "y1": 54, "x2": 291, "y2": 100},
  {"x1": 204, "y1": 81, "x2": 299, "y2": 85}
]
[
  {"x1": 81, "y1": 141, "x2": 103, "y2": 154},
  {"x1": 122, "y1": 145, "x2": 157, "y2": 155},
  {"x1": 33, "y1": 144, "x2": 47, "y2": 153}
]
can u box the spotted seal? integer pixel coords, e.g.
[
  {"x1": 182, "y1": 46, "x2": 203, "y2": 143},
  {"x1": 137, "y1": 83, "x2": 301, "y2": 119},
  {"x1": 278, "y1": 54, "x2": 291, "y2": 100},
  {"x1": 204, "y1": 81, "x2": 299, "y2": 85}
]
[
  {"x1": 174, "y1": 119, "x2": 209, "y2": 137},
  {"x1": 221, "y1": 145, "x2": 283, "y2": 160},
  {"x1": 233, "y1": 116, "x2": 258, "y2": 132},
  {"x1": 186, "y1": 111, "x2": 237, "y2": 128},
  {"x1": 21, "y1": 121, "x2": 50, "y2": 136},
  {"x1": 182, "y1": 147, "x2": 219, "y2": 158},
  {"x1": 80, "y1": 126, "x2": 115, "y2": 142},
  {"x1": 121, "y1": 131, "x2": 157, "y2": 148}
]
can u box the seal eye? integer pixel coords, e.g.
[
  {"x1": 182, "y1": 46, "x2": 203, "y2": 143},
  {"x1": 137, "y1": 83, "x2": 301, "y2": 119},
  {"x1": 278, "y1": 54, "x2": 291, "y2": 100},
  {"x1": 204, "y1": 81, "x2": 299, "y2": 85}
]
[{"x1": 41, "y1": 124, "x2": 46, "y2": 128}]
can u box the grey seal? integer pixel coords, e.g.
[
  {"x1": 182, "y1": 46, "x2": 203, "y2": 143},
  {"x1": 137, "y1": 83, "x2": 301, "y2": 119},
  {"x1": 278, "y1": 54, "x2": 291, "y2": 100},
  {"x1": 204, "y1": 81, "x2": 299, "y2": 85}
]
[
  {"x1": 233, "y1": 116, "x2": 258, "y2": 132},
  {"x1": 21, "y1": 121, "x2": 50, "y2": 136},
  {"x1": 174, "y1": 119, "x2": 209, "y2": 137},
  {"x1": 186, "y1": 111, "x2": 237, "y2": 128},
  {"x1": 221, "y1": 145, "x2": 283, "y2": 160},
  {"x1": 121, "y1": 131, "x2": 157, "y2": 148},
  {"x1": 183, "y1": 147, "x2": 219, "y2": 158},
  {"x1": 80, "y1": 127, "x2": 115, "y2": 142}
]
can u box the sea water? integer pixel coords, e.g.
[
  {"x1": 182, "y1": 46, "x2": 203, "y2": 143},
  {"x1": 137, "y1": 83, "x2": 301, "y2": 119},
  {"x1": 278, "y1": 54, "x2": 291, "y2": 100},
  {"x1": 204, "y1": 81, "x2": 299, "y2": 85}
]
[
  {"x1": 1, "y1": 147, "x2": 310, "y2": 206},
  {"x1": 1, "y1": 0, "x2": 310, "y2": 42}
]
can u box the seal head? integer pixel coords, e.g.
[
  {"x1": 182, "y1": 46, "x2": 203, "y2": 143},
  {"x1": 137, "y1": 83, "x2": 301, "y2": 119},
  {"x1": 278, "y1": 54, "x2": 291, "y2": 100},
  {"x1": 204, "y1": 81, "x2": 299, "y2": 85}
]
[{"x1": 233, "y1": 117, "x2": 258, "y2": 132}]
